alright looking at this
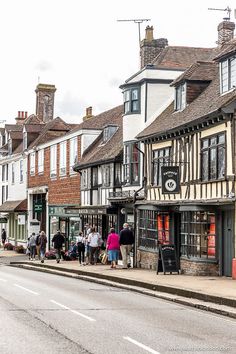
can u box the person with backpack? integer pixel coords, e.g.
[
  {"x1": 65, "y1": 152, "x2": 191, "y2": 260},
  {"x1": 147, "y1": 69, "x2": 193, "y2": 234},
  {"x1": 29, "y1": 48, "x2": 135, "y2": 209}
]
[
  {"x1": 52, "y1": 230, "x2": 65, "y2": 263},
  {"x1": 39, "y1": 231, "x2": 47, "y2": 263},
  {"x1": 28, "y1": 232, "x2": 37, "y2": 261}
]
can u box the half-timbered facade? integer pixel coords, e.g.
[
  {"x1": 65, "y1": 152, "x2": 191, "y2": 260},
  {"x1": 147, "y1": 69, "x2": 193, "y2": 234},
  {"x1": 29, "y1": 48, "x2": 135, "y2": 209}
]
[{"x1": 136, "y1": 32, "x2": 236, "y2": 276}]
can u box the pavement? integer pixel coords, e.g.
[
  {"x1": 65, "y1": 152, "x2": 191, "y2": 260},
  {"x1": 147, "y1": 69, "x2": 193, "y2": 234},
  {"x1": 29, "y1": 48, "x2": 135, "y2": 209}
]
[{"x1": 1, "y1": 249, "x2": 236, "y2": 319}]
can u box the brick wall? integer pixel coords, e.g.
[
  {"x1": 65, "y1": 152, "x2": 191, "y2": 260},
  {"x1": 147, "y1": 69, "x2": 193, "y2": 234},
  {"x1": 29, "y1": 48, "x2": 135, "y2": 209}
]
[
  {"x1": 28, "y1": 136, "x2": 81, "y2": 205},
  {"x1": 186, "y1": 82, "x2": 209, "y2": 105},
  {"x1": 137, "y1": 249, "x2": 158, "y2": 270},
  {"x1": 180, "y1": 258, "x2": 219, "y2": 276}
]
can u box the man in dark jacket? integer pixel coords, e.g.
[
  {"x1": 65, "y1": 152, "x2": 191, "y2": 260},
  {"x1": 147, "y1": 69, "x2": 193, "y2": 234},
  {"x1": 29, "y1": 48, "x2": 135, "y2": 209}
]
[
  {"x1": 52, "y1": 230, "x2": 65, "y2": 263},
  {"x1": 1, "y1": 228, "x2": 6, "y2": 248},
  {"x1": 119, "y1": 223, "x2": 134, "y2": 269}
]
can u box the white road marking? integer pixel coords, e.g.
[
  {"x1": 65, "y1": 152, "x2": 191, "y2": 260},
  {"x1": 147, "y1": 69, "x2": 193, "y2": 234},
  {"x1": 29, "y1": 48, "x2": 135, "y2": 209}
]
[
  {"x1": 50, "y1": 299, "x2": 96, "y2": 322},
  {"x1": 14, "y1": 284, "x2": 39, "y2": 295},
  {"x1": 0, "y1": 278, "x2": 7, "y2": 282},
  {"x1": 124, "y1": 336, "x2": 161, "y2": 354}
]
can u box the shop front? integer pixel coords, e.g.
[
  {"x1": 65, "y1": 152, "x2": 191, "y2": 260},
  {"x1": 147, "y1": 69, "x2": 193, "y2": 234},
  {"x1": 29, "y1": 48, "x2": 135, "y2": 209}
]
[
  {"x1": 136, "y1": 203, "x2": 234, "y2": 276},
  {"x1": 48, "y1": 205, "x2": 81, "y2": 250}
]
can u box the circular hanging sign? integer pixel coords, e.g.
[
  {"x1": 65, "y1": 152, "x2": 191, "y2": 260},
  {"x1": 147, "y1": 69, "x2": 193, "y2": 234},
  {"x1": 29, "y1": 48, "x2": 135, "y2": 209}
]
[{"x1": 165, "y1": 179, "x2": 177, "y2": 192}]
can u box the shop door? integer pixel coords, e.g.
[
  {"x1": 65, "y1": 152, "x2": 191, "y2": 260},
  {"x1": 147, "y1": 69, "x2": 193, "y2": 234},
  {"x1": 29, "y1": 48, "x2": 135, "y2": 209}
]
[
  {"x1": 222, "y1": 211, "x2": 234, "y2": 277},
  {"x1": 174, "y1": 213, "x2": 181, "y2": 268}
]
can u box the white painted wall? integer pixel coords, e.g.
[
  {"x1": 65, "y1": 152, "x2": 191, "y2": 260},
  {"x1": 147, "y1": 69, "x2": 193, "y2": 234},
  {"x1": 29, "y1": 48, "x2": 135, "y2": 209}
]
[{"x1": 8, "y1": 157, "x2": 27, "y2": 201}]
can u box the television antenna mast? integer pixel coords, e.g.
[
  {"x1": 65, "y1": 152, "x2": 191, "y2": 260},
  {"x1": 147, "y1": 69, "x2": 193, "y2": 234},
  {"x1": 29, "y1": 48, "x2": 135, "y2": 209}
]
[
  {"x1": 208, "y1": 6, "x2": 232, "y2": 20},
  {"x1": 117, "y1": 18, "x2": 151, "y2": 44}
]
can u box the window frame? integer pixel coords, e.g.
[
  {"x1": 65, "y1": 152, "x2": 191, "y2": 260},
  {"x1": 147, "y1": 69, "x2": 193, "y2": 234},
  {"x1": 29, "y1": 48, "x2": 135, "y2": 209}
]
[
  {"x1": 175, "y1": 83, "x2": 186, "y2": 111},
  {"x1": 152, "y1": 147, "x2": 171, "y2": 186},
  {"x1": 201, "y1": 132, "x2": 226, "y2": 182},
  {"x1": 59, "y1": 141, "x2": 67, "y2": 176},
  {"x1": 123, "y1": 87, "x2": 140, "y2": 114},
  {"x1": 69, "y1": 137, "x2": 77, "y2": 174},
  {"x1": 38, "y1": 149, "x2": 44, "y2": 175},
  {"x1": 123, "y1": 142, "x2": 140, "y2": 185},
  {"x1": 220, "y1": 56, "x2": 236, "y2": 94},
  {"x1": 20, "y1": 160, "x2": 24, "y2": 183},
  {"x1": 30, "y1": 152, "x2": 35, "y2": 176},
  {"x1": 12, "y1": 162, "x2": 15, "y2": 184},
  {"x1": 50, "y1": 145, "x2": 57, "y2": 179}
]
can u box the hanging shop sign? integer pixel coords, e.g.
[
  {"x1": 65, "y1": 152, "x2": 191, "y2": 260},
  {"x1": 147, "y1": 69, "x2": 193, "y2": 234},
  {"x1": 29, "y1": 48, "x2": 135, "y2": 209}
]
[
  {"x1": 34, "y1": 202, "x2": 43, "y2": 213},
  {"x1": 161, "y1": 166, "x2": 180, "y2": 194}
]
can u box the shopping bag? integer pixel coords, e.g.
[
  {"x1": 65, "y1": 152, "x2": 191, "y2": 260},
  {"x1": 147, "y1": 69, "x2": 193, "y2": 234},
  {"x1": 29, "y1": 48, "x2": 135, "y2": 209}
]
[{"x1": 101, "y1": 252, "x2": 108, "y2": 265}]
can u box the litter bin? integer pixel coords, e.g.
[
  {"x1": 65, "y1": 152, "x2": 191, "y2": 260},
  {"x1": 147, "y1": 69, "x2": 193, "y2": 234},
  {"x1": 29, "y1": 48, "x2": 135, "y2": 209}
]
[{"x1": 232, "y1": 258, "x2": 236, "y2": 280}]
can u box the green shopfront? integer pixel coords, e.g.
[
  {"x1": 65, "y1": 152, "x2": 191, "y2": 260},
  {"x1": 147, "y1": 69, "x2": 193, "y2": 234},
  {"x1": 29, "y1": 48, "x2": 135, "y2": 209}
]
[{"x1": 48, "y1": 205, "x2": 81, "y2": 250}]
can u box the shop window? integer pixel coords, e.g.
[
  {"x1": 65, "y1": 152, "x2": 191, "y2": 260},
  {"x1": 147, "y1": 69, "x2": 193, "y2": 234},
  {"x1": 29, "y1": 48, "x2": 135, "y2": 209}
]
[
  {"x1": 181, "y1": 211, "x2": 216, "y2": 259},
  {"x1": 157, "y1": 214, "x2": 170, "y2": 244},
  {"x1": 201, "y1": 133, "x2": 225, "y2": 181},
  {"x1": 138, "y1": 210, "x2": 170, "y2": 251}
]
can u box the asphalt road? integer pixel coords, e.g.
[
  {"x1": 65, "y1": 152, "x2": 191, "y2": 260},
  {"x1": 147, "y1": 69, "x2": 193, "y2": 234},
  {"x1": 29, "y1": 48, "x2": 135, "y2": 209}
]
[{"x1": 0, "y1": 265, "x2": 235, "y2": 354}]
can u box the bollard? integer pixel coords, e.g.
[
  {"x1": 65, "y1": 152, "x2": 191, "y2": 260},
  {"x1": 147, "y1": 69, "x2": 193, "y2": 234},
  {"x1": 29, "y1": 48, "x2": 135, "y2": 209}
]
[{"x1": 232, "y1": 258, "x2": 236, "y2": 280}]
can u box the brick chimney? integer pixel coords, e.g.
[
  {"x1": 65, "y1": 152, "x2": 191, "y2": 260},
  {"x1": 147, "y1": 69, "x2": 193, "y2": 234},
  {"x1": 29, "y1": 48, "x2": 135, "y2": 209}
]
[
  {"x1": 217, "y1": 21, "x2": 235, "y2": 46},
  {"x1": 83, "y1": 106, "x2": 93, "y2": 121},
  {"x1": 35, "y1": 83, "x2": 56, "y2": 123},
  {"x1": 15, "y1": 111, "x2": 28, "y2": 125},
  {"x1": 140, "y1": 26, "x2": 168, "y2": 69}
]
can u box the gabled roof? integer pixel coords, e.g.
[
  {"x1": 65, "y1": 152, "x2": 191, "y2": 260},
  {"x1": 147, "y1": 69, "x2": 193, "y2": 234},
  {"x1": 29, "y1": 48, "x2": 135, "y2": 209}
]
[
  {"x1": 171, "y1": 61, "x2": 218, "y2": 86},
  {"x1": 24, "y1": 114, "x2": 44, "y2": 125},
  {"x1": 74, "y1": 106, "x2": 123, "y2": 169},
  {"x1": 137, "y1": 73, "x2": 236, "y2": 140},
  {"x1": 24, "y1": 124, "x2": 44, "y2": 133},
  {"x1": 152, "y1": 46, "x2": 214, "y2": 70},
  {"x1": 28, "y1": 117, "x2": 72, "y2": 148}
]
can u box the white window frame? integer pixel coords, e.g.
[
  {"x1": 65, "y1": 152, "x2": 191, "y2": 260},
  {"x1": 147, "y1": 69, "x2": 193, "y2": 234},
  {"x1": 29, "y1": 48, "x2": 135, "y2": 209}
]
[
  {"x1": 38, "y1": 149, "x2": 44, "y2": 174},
  {"x1": 50, "y1": 145, "x2": 57, "y2": 179},
  {"x1": 220, "y1": 56, "x2": 236, "y2": 94},
  {"x1": 20, "y1": 160, "x2": 24, "y2": 183},
  {"x1": 175, "y1": 83, "x2": 186, "y2": 111},
  {"x1": 30, "y1": 152, "x2": 35, "y2": 176},
  {"x1": 70, "y1": 138, "x2": 77, "y2": 174},
  {"x1": 60, "y1": 141, "x2": 67, "y2": 176},
  {"x1": 23, "y1": 132, "x2": 27, "y2": 150}
]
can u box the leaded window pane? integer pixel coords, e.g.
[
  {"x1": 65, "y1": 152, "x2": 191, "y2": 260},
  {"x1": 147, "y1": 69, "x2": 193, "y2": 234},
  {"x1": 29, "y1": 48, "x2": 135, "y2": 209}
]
[
  {"x1": 210, "y1": 147, "x2": 217, "y2": 179},
  {"x1": 218, "y1": 146, "x2": 225, "y2": 178},
  {"x1": 202, "y1": 151, "x2": 208, "y2": 181}
]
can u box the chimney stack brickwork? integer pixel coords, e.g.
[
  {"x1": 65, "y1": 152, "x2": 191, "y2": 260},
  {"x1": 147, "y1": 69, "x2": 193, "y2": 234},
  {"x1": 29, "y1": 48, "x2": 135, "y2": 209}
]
[
  {"x1": 35, "y1": 84, "x2": 56, "y2": 123},
  {"x1": 140, "y1": 26, "x2": 168, "y2": 69},
  {"x1": 217, "y1": 21, "x2": 235, "y2": 45},
  {"x1": 15, "y1": 111, "x2": 28, "y2": 125},
  {"x1": 83, "y1": 106, "x2": 93, "y2": 121}
]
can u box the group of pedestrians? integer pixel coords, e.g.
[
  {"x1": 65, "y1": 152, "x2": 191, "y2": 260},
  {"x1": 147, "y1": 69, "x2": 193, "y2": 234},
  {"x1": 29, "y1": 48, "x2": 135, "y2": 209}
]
[
  {"x1": 25, "y1": 222, "x2": 134, "y2": 269},
  {"x1": 27, "y1": 231, "x2": 47, "y2": 262}
]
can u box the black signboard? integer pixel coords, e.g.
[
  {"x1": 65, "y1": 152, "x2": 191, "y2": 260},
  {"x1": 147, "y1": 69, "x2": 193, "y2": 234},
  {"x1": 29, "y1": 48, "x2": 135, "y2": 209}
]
[
  {"x1": 161, "y1": 166, "x2": 180, "y2": 194},
  {"x1": 157, "y1": 244, "x2": 179, "y2": 274}
]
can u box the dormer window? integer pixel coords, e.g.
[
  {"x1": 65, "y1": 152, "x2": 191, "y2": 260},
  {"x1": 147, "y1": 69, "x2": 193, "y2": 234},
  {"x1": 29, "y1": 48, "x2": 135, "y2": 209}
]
[
  {"x1": 124, "y1": 87, "x2": 140, "y2": 114},
  {"x1": 220, "y1": 56, "x2": 236, "y2": 93},
  {"x1": 103, "y1": 125, "x2": 117, "y2": 143},
  {"x1": 175, "y1": 83, "x2": 186, "y2": 111},
  {"x1": 23, "y1": 132, "x2": 27, "y2": 150}
]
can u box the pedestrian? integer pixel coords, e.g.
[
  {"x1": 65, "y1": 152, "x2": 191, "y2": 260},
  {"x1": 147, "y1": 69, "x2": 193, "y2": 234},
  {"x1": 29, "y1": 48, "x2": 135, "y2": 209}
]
[
  {"x1": 77, "y1": 231, "x2": 85, "y2": 265},
  {"x1": 28, "y1": 232, "x2": 37, "y2": 260},
  {"x1": 26, "y1": 236, "x2": 31, "y2": 260},
  {"x1": 68, "y1": 241, "x2": 77, "y2": 259},
  {"x1": 1, "y1": 228, "x2": 6, "y2": 248},
  {"x1": 88, "y1": 227, "x2": 102, "y2": 265},
  {"x1": 39, "y1": 231, "x2": 47, "y2": 263},
  {"x1": 106, "y1": 228, "x2": 120, "y2": 269},
  {"x1": 119, "y1": 223, "x2": 134, "y2": 269},
  {"x1": 35, "y1": 233, "x2": 41, "y2": 260},
  {"x1": 52, "y1": 229, "x2": 65, "y2": 263}
]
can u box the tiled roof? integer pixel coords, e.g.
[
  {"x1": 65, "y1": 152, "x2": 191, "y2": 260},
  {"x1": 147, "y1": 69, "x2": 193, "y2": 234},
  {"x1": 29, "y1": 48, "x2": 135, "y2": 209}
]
[
  {"x1": 0, "y1": 199, "x2": 27, "y2": 212},
  {"x1": 28, "y1": 117, "x2": 72, "y2": 148},
  {"x1": 137, "y1": 73, "x2": 236, "y2": 140},
  {"x1": 5, "y1": 124, "x2": 23, "y2": 132},
  {"x1": 171, "y1": 61, "x2": 218, "y2": 86},
  {"x1": 24, "y1": 114, "x2": 44, "y2": 125},
  {"x1": 213, "y1": 38, "x2": 236, "y2": 61},
  {"x1": 152, "y1": 46, "x2": 214, "y2": 70},
  {"x1": 25, "y1": 124, "x2": 44, "y2": 133},
  {"x1": 74, "y1": 106, "x2": 123, "y2": 168},
  {"x1": 9, "y1": 131, "x2": 22, "y2": 140}
]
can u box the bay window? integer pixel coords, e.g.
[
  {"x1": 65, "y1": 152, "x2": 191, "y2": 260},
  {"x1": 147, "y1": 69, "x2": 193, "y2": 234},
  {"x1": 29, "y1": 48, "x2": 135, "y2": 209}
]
[
  {"x1": 124, "y1": 142, "x2": 139, "y2": 185},
  {"x1": 124, "y1": 87, "x2": 140, "y2": 114}
]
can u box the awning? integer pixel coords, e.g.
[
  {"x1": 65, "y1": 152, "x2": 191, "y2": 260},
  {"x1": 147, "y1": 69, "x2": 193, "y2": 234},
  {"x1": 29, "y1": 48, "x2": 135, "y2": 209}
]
[{"x1": 0, "y1": 199, "x2": 27, "y2": 212}]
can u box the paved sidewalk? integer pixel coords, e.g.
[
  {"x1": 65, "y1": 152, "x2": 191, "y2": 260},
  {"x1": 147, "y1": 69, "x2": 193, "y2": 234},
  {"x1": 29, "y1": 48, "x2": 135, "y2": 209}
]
[{"x1": 9, "y1": 255, "x2": 236, "y2": 308}]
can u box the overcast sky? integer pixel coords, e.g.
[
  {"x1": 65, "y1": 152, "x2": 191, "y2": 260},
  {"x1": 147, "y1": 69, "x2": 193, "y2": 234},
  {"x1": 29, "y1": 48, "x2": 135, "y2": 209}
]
[{"x1": 1, "y1": 0, "x2": 236, "y2": 124}]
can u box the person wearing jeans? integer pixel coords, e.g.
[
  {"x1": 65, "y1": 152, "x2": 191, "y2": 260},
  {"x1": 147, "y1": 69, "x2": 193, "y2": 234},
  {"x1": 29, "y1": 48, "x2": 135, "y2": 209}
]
[
  {"x1": 88, "y1": 227, "x2": 102, "y2": 265},
  {"x1": 39, "y1": 231, "x2": 47, "y2": 263}
]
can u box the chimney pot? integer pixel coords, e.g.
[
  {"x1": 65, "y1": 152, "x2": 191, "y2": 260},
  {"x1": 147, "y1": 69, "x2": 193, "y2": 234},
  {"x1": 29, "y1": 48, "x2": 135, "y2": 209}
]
[
  {"x1": 83, "y1": 106, "x2": 93, "y2": 121},
  {"x1": 145, "y1": 26, "x2": 154, "y2": 41},
  {"x1": 25, "y1": 111, "x2": 28, "y2": 119}
]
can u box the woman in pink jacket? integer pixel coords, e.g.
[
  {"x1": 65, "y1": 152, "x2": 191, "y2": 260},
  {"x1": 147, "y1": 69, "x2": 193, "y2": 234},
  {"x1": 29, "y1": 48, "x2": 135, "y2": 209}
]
[{"x1": 106, "y1": 228, "x2": 120, "y2": 269}]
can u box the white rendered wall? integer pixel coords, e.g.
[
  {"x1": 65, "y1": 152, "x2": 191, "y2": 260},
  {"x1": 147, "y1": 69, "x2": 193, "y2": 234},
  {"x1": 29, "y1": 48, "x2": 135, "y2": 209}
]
[{"x1": 8, "y1": 157, "x2": 27, "y2": 201}]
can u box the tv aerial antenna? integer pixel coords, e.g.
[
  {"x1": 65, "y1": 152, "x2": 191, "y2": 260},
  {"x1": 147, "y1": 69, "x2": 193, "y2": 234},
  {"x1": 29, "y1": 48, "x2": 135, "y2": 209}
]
[
  {"x1": 117, "y1": 18, "x2": 151, "y2": 44},
  {"x1": 208, "y1": 6, "x2": 231, "y2": 20}
]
